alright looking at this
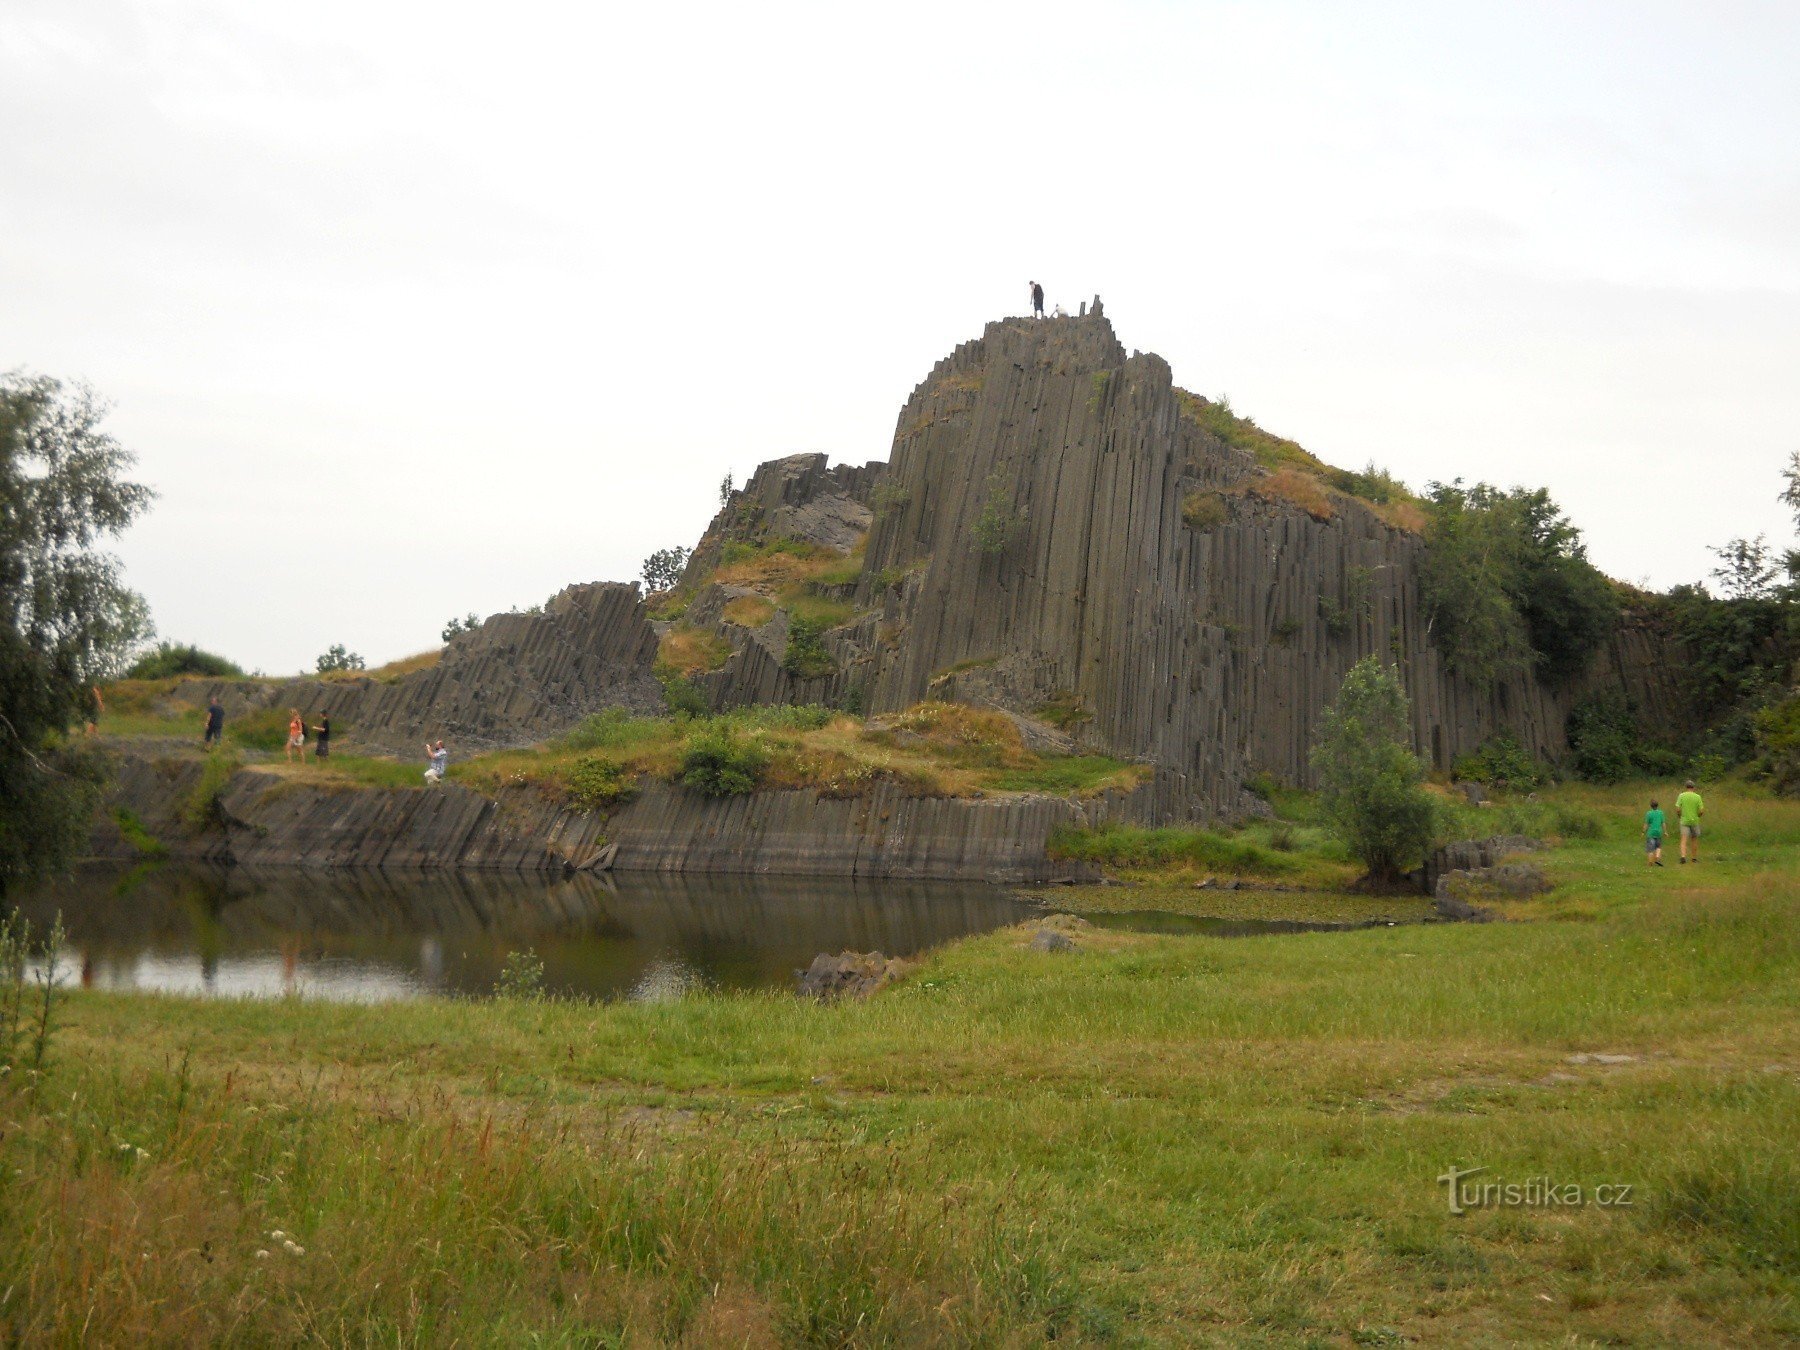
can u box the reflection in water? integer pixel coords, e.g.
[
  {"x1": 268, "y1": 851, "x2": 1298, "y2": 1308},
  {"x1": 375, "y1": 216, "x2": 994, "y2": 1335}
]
[{"x1": 8, "y1": 863, "x2": 1038, "y2": 1004}]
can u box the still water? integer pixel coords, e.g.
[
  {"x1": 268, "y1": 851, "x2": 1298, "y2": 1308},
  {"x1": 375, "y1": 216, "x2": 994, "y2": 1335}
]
[{"x1": 7, "y1": 863, "x2": 1040, "y2": 1004}]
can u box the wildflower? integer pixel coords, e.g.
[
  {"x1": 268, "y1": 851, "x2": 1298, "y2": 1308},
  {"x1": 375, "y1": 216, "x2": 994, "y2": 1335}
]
[
  {"x1": 255, "y1": 1249, "x2": 270, "y2": 1260},
  {"x1": 282, "y1": 1239, "x2": 306, "y2": 1256},
  {"x1": 269, "y1": 1230, "x2": 287, "y2": 1240}
]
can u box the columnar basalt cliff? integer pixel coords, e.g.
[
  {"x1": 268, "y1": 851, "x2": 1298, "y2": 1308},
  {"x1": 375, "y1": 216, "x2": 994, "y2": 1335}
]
[
  {"x1": 118, "y1": 308, "x2": 1683, "y2": 875},
  {"x1": 670, "y1": 307, "x2": 1681, "y2": 820}
]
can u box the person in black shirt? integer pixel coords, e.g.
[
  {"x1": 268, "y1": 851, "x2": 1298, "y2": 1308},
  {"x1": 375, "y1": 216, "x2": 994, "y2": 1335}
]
[
  {"x1": 204, "y1": 697, "x2": 225, "y2": 748},
  {"x1": 1030, "y1": 280, "x2": 1045, "y2": 318},
  {"x1": 311, "y1": 712, "x2": 331, "y2": 760}
]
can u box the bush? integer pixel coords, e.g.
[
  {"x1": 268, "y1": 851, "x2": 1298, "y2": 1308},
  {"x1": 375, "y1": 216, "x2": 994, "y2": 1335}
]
[
  {"x1": 225, "y1": 707, "x2": 292, "y2": 752},
  {"x1": 782, "y1": 616, "x2": 837, "y2": 679},
  {"x1": 1181, "y1": 492, "x2": 1227, "y2": 531},
  {"x1": 972, "y1": 470, "x2": 1026, "y2": 556},
  {"x1": 1564, "y1": 693, "x2": 1684, "y2": 784},
  {"x1": 679, "y1": 724, "x2": 768, "y2": 796},
  {"x1": 316, "y1": 644, "x2": 364, "y2": 674},
  {"x1": 1310, "y1": 658, "x2": 1439, "y2": 885},
  {"x1": 566, "y1": 755, "x2": 637, "y2": 811},
  {"x1": 441, "y1": 613, "x2": 481, "y2": 643},
  {"x1": 1452, "y1": 732, "x2": 1550, "y2": 791},
  {"x1": 562, "y1": 707, "x2": 674, "y2": 752},
  {"x1": 1755, "y1": 692, "x2": 1800, "y2": 795},
  {"x1": 125, "y1": 642, "x2": 243, "y2": 680},
  {"x1": 183, "y1": 751, "x2": 241, "y2": 829},
  {"x1": 659, "y1": 672, "x2": 710, "y2": 717}
]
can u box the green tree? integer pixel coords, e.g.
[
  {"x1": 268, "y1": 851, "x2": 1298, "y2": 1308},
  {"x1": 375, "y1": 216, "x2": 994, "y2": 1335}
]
[
  {"x1": 1420, "y1": 481, "x2": 1617, "y2": 687},
  {"x1": 315, "y1": 644, "x2": 365, "y2": 673},
  {"x1": 1310, "y1": 658, "x2": 1438, "y2": 887},
  {"x1": 125, "y1": 641, "x2": 242, "y2": 680},
  {"x1": 642, "y1": 546, "x2": 690, "y2": 593},
  {"x1": 2, "y1": 373, "x2": 154, "y2": 897}
]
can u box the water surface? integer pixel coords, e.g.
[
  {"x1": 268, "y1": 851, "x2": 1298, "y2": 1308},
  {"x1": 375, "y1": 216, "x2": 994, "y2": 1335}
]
[{"x1": 8, "y1": 863, "x2": 1038, "y2": 1004}]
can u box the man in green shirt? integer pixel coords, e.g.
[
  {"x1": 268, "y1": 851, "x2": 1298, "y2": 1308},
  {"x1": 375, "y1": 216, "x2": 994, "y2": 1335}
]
[
  {"x1": 1644, "y1": 800, "x2": 1665, "y2": 866},
  {"x1": 1676, "y1": 781, "x2": 1705, "y2": 863}
]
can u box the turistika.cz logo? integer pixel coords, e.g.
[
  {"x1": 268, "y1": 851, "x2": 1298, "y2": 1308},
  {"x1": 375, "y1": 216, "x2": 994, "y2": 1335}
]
[{"x1": 1437, "y1": 1165, "x2": 1634, "y2": 1216}]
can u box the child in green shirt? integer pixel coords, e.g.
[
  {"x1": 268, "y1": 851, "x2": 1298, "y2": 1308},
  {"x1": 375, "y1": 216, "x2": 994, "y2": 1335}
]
[{"x1": 1643, "y1": 800, "x2": 1665, "y2": 867}]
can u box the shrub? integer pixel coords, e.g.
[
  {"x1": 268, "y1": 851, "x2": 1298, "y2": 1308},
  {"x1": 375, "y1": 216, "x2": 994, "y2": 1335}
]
[
  {"x1": 566, "y1": 755, "x2": 637, "y2": 811},
  {"x1": 659, "y1": 672, "x2": 710, "y2": 717},
  {"x1": 183, "y1": 751, "x2": 241, "y2": 829},
  {"x1": 493, "y1": 949, "x2": 545, "y2": 1000},
  {"x1": 782, "y1": 616, "x2": 837, "y2": 679},
  {"x1": 316, "y1": 644, "x2": 365, "y2": 674},
  {"x1": 1452, "y1": 732, "x2": 1550, "y2": 790},
  {"x1": 679, "y1": 724, "x2": 768, "y2": 796},
  {"x1": 972, "y1": 470, "x2": 1026, "y2": 556},
  {"x1": 562, "y1": 707, "x2": 674, "y2": 751},
  {"x1": 1181, "y1": 492, "x2": 1227, "y2": 531},
  {"x1": 1563, "y1": 693, "x2": 1683, "y2": 784},
  {"x1": 1310, "y1": 658, "x2": 1438, "y2": 885},
  {"x1": 125, "y1": 642, "x2": 243, "y2": 680},
  {"x1": 441, "y1": 613, "x2": 482, "y2": 643}
]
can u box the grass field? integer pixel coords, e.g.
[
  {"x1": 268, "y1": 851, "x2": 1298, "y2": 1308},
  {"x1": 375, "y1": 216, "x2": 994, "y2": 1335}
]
[{"x1": 2, "y1": 783, "x2": 1796, "y2": 1343}]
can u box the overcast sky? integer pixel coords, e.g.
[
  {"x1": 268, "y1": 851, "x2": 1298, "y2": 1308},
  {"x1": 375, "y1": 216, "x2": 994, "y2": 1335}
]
[{"x1": 5, "y1": 1, "x2": 1797, "y2": 673}]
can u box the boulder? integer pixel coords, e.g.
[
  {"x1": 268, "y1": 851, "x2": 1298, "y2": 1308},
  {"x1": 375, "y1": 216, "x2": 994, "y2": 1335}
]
[{"x1": 795, "y1": 950, "x2": 907, "y2": 1000}]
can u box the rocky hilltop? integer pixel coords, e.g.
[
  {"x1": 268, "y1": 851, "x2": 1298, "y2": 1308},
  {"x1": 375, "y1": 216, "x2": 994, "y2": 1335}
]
[{"x1": 165, "y1": 306, "x2": 1679, "y2": 828}]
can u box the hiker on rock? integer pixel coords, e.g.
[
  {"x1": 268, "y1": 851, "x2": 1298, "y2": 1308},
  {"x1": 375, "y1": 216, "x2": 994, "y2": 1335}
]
[
  {"x1": 204, "y1": 696, "x2": 225, "y2": 748},
  {"x1": 424, "y1": 739, "x2": 449, "y2": 785},
  {"x1": 1030, "y1": 280, "x2": 1045, "y2": 318},
  {"x1": 285, "y1": 708, "x2": 305, "y2": 762},
  {"x1": 312, "y1": 712, "x2": 332, "y2": 760}
]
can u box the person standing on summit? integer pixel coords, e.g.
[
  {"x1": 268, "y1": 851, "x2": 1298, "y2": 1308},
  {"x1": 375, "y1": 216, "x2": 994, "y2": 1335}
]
[{"x1": 1030, "y1": 280, "x2": 1045, "y2": 318}]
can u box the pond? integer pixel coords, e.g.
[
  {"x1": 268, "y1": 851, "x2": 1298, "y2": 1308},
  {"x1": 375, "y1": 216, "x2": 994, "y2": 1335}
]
[{"x1": 6, "y1": 863, "x2": 1041, "y2": 1004}]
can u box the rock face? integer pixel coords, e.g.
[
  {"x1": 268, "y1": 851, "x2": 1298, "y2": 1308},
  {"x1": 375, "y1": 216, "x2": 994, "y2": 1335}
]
[
  {"x1": 673, "y1": 311, "x2": 1685, "y2": 821},
  {"x1": 168, "y1": 582, "x2": 662, "y2": 754},
  {"x1": 97, "y1": 746, "x2": 1122, "y2": 882}
]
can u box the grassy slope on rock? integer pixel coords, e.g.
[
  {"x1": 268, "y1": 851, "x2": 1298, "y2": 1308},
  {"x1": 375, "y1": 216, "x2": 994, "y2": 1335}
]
[{"x1": 7, "y1": 783, "x2": 1797, "y2": 1343}]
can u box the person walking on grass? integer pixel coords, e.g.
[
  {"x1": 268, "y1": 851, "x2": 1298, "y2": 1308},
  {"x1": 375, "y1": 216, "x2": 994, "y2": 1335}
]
[
  {"x1": 312, "y1": 712, "x2": 331, "y2": 760},
  {"x1": 1644, "y1": 799, "x2": 1666, "y2": 867},
  {"x1": 1030, "y1": 280, "x2": 1045, "y2": 318},
  {"x1": 1676, "y1": 780, "x2": 1705, "y2": 863},
  {"x1": 423, "y1": 739, "x2": 449, "y2": 785},
  {"x1": 204, "y1": 696, "x2": 224, "y2": 749},
  {"x1": 285, "y1": 708, "x2": 305, "y2": 762}
]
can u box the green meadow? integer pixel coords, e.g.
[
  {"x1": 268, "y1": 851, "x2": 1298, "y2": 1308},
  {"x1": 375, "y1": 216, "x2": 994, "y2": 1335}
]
[{"x1": 2, "y1": 782, "x2": 1796, "y2": 1344}]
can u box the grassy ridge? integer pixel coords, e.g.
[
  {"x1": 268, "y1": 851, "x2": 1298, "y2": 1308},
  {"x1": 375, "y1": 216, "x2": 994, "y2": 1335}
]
[{"x1": 4, "y1": 785, "x2": 1797, "y2": 1341}]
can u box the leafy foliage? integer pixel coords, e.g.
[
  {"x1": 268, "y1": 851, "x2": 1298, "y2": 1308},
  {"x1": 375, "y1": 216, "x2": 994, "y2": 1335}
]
[
  {"x1": 972, "y1": 470, "x2": 1026, "y2": 556},
  {"x1": 1309, "y1": 658, "x2": 1439, "y2": 884},
  {"x1": 1754, "y1": 692, "x2": 1800, "y2": 795},
  {"x1": 1565, "y1": 693, "x2": 1684, "y2": 783},
  {"x1": 1452, "y1": 732, "x2": 1550, "y2": 791},
  {"x1": 1, "y1": 373, "x2": 154, "y2": 894},
  {"x1": 641, "y1": 546, "x2": 690, "y2": 593},
  {"x1": 1420, "y1": 481, "x2": 1617, "y2": 687},
  {"x1": 1709, "y1": 536, "x2": 1781, "y2": 601},
  {"x1": 125, "y1": 642, "x2": 242, "y2": 680},
  {"x1": 441, "y1": 613, "x2": 481, "y2": 643},
  {"x1": 315, "y1": 645, "x2": 365, "y2": 674},
  {"x1": 781, "y1": 615, "x2": 837, "y2": 679},
  {"x1": 679, "y1": 724, "x2": 768, "y2": 796},
  {"x1": 566, "y1": 754, "x2": 637, "y2": 810}
]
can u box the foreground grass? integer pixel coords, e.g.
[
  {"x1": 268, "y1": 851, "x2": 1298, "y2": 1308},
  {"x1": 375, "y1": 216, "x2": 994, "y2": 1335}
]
[{"x1": 7, "y1": 789, "x2": 1798, "y2": 1343}]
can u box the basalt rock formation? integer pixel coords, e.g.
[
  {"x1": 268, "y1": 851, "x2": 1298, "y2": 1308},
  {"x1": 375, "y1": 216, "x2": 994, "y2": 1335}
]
[
  {"x1": 168, "y1": 581, "x2": 663, "y2": 754},
  {"x1": 668, "y1": 306, "x2": 1680, "y2": 820},
  {"x1": 142, "y1": 307, "x2": 1679, "y2": 847}
]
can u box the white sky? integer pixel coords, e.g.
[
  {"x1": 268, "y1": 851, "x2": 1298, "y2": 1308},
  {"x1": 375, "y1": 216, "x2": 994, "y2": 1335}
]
[{"x1": 5, "y1": 0, "x2": 1797, "y2": 673}]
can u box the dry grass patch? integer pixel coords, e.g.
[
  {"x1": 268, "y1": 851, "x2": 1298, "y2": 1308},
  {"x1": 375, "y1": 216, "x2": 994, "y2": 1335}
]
[
  {"x1": 1375, "y1": 497, "x2": 1429, "y2": 533},
  {"x1": 721, "y1": 596, "x2": 776, "y2": 628},
  {"x1": 1246, "y1": 467, "x2": 1335, "y2": 522},
  {"x1": 658, "y1": 626, "x2": 732, "y2": 677}
]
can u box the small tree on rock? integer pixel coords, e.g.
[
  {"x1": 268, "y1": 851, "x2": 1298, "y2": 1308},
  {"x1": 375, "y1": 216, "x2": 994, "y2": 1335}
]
[
  {"x1": 1310, "y1": 657, "x2": 1439, "y2": 887},
  {"x1": 642, "y1": 546, "x2": 689, "y2": 593},
  {"x1": 316, "y1": 644, "x2": 364, "y2": 673}
]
